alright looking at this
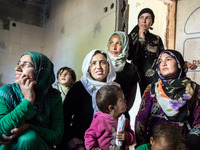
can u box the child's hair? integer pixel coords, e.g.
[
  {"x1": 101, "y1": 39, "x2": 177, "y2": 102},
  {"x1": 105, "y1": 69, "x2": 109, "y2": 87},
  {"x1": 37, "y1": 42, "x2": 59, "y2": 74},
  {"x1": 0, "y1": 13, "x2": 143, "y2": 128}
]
[
  {"x1": 57, "y1": 66, "x2": 76, "y2": 82},
  {"x1": 96, "y1": 84, "x2": 122, "y2": 113},
  {"x1": 152, "y1": 123, "x2": 182, "y2": 149}
]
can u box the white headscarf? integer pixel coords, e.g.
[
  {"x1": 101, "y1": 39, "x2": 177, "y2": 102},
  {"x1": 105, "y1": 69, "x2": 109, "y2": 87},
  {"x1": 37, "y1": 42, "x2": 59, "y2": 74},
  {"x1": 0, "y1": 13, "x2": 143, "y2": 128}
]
[
  {"x1": 81, "y1": 49, "x2": 117, "y2": 114},
  {"x1": 106, "y1": 31, "x2": 129, "y2": 72}
]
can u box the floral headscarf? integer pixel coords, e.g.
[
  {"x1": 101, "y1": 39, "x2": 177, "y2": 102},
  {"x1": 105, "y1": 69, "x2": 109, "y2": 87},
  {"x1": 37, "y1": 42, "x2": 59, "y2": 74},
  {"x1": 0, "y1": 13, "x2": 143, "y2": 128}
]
[
  {"x1": 81, "y1": 49, "x2": 117, "y2": 114},
  {"x1": 106, "y1": 31, "x2": 128, "y2": 72},
  {"x1": 153, "y1": 50, "x2": 195, "y2": 118}
]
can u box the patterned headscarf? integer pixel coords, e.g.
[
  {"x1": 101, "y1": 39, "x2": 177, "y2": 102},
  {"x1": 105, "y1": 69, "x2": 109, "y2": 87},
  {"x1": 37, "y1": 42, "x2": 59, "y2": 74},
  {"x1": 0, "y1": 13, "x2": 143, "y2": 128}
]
[
  {"x1": 0, "y1": 51, "x2": 59, "y2": 126},
  {"x1": 106, "y1": 31, "x2": 128, "y2": 72},
  {"x1": 153, "y1": 50, "x2": 195, "y2": 118},
  {"x1": 81, "y1": 49, "x2": 117, "y2": 114}
]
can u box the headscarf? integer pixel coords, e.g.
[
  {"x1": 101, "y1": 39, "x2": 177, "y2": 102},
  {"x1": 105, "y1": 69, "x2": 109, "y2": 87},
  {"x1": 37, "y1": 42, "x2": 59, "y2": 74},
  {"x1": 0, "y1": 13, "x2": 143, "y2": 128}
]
[
  {"x1": 81, "y1": 49, "x2": 117, "y2": 114},
  {"x1": 106, "y1": 31, "x2": 128, "y2": 72},
  {"x1": 0, "y1": 51, "x2": 59, "y2": 126},
  {"x1": 152, "y1": 50, "x2": 195, "y2": 119}
]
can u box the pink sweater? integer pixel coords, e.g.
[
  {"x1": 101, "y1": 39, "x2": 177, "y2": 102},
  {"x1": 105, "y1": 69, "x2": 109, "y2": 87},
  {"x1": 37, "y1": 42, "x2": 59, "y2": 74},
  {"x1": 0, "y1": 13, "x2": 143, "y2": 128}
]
[{"x1": 84, "y1": 112, "x2": 135, "y2": 150}]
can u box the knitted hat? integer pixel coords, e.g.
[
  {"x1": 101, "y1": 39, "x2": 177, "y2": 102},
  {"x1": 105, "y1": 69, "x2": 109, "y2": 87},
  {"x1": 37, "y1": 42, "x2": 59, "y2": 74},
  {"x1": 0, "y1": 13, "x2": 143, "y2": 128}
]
[{"x1": 138, "y1": 8, "x2": 155, "y2": 25}]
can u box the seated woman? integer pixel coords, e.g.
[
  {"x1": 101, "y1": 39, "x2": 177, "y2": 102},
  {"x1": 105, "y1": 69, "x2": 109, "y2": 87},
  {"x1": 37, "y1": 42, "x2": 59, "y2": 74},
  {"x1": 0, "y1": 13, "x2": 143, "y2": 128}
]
[
  {"x1": 0, "y1": 52, "x2": 64, "y2": 150},
  {"x1": 135, "y1": 49, "x2": 200, "y2": 150},
  {"x1": 59, "y1": 49, "x2": 116, "y2": 150},
  {"x1": 107, "y1": 31, "x2": 139, "y2": 120},
  {"x1": 53, "y1": 66, "x2": 76, "y2": 103}
]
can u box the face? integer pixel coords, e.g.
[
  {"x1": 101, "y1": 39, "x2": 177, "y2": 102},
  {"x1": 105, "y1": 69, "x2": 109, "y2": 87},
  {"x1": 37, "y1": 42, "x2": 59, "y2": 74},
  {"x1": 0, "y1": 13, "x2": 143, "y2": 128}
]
[
  {"x1": 108, "y1": 34, "x2": 123, "y2": 57},
  {"x1": 158, "y1": 53, "x2": 179, "y2": 78},
  {"x1": 89, "y1": 53, "x2": 109, "y2": 82},
  {"x1": 15, "y1": 54, "x2": 35, "y2": 84},
  {"x1": 113, "y1": 91, "x2": 127, "y2": 116},
  {"x1": 138, "y1": 13, "x2": 153, "y2": 31},
  {"x1": 150, "y1": 137, "x2": 175, "y2": 150},
  {"x1": 58, "y1": 70, "x2": 74, "y2": 87}
]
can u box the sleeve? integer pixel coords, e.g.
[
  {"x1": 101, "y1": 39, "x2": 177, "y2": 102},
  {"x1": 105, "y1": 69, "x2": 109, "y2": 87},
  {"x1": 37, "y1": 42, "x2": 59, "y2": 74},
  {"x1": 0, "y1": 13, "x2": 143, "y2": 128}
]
[
  {"x1": 158, "y1": 36, "x2": 164, "y2": 54},
  {"x1": 127, "y1": 25, "x2": 140, "y2": 61},
  {"x1": 124, "y1": 119, "x2": 135, "y2": 146},
  {"x1": 30, "y1": 95, "x2": 64, "y2": 145},
  {"x1": 189, "y1": 87, "x2": 200, "y2": 135},
  {"x1": 135, "y1": 85, "x2": 153, "y2": 145},
  {"x1": 84, "y1": 117, "x2": 103, "y2": 150},
  {"x1": 0, "y1": 98, "x2": 37, "y2": 140}
]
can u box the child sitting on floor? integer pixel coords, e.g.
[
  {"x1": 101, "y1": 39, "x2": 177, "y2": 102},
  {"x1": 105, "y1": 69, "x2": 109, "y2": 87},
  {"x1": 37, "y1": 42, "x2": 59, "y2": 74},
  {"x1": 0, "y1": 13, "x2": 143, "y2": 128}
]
[{"x1": 84, "y1": 84, "x2": 135, "y2": 150}]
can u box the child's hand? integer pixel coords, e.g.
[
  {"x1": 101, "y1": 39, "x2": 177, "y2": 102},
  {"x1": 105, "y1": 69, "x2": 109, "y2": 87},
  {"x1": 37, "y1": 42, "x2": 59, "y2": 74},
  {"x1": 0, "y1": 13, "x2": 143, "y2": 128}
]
[{"x1": 116, "y1": 131, "x2": 126, "y2": 141}]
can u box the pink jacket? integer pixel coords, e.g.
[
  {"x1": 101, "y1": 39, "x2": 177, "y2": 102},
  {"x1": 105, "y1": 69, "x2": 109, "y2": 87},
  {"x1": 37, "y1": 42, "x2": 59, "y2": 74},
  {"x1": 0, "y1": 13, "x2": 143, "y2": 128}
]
[{"x1": 84, "y1": 112, "x2": 135, "y2": 150}]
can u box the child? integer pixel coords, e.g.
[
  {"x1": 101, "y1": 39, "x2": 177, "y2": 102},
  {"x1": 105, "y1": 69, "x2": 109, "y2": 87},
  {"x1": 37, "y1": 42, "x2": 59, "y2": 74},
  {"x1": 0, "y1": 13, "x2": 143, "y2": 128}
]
[
  {"x1": 136, "y1": 123, "x2": 182, "y2": 150},
  {"x1": 52, "y1": 66, "x2": 76, "y2": 103},
  {"x1": 84, "y1": 84, "x2": 135, "y2": 150}
]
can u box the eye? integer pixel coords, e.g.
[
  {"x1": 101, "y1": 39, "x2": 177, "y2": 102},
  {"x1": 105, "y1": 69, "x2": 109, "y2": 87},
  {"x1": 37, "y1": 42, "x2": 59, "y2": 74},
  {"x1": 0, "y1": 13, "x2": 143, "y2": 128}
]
[
  {"x1": 116, "y1": 42, "x2": 121, "y2": 46},
  {"x1": 101, "y1": 60, "x2": 108, "y2": 65},
  {"x1": 109, "y1": 41, "x2": 113, "y2": 45},
  {"x1": 24, "y1": 63, "x2": 31, "y2": 68}
]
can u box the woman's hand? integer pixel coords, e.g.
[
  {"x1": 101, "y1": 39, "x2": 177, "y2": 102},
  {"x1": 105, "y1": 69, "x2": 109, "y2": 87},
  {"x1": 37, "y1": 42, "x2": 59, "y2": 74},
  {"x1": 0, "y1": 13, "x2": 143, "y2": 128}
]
[
  {"x1": 18, "y1": 74, "x2": 37, "y2": 104},
  {"x1": 0, "y1": 123, "x2": 30, "y2": 145},
  {"x1": 139, "y1": 28, "x2": 147, "y2": 40},
  {"x1": 186, "y1": 61, "x2": 197, "y2": 70},
  {"x1": 116, "y1": 131, "x2": 126, "y2": 141}
]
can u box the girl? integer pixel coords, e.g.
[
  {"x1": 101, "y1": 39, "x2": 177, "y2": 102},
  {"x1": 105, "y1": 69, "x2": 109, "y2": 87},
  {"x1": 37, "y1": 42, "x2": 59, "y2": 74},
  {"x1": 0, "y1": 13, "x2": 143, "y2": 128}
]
[{"x1": 85, "y1": 84, "x2": 135, "y2": 150}]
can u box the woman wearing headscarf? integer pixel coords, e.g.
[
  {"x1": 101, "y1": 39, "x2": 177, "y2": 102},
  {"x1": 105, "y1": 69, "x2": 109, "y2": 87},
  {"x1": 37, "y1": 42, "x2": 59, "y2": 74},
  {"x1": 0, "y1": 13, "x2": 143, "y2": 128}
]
[
  {"x1": 107, "y1": 31, "x2": 139, "y2": 120},
  {"x1": 0, "y1": 52, "x2": 64, "y2": 150},
  {"x1": 135, "y1": 50, "x2": 200, "y2": 149},
  {"x1": 59, "y1": 49, "x2": 116, "y2": 150}
]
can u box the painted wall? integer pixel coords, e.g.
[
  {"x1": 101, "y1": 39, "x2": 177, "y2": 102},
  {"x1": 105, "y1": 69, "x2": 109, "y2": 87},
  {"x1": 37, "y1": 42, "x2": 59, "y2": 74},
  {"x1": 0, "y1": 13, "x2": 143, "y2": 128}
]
[
  {"x1": 0, "y1": 21, "x2": 45, "y2": 86},
  {"x1": 176, "y1": 0, "x2": 200, "y2": 84},
  {"x1": 43, "y1": 0, "x2": 116, "y2": 81}
]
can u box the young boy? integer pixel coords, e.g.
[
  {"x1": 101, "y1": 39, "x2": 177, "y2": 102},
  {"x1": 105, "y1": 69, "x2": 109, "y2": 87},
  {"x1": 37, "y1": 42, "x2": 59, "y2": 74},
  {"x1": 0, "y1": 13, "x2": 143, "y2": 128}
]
[
  {"x1": 84, "y1": 84, "x2": 135, "y2": 150},
  {"x1": 136, "y1": 123, "x2": 182, "y2": 150},
  {"x1": 52, "y1": 66, "x2": 76, "y2": 103}
]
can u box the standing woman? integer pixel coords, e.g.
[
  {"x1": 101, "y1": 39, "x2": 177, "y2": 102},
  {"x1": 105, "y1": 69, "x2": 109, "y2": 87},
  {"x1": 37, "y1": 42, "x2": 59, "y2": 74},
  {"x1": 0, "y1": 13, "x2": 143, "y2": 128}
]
[
  {"x1": 135, "y1": 50, "x2": 200, "y2": 150},
  {"x1": 59, "y1": 49, "x2": 116, "y2": 150},
  {"x1": 0, "y1": 52, "x2": 64, "y2": 149},
  {"x1": 107, "y1": 31, "x2": 139, "y2": 119}
]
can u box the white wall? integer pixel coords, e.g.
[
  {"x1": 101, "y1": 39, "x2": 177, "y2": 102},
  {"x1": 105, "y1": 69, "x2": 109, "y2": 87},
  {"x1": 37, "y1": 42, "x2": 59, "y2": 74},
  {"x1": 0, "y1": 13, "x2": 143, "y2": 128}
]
[
  {"x1": 0, "y1": 21, "x2": 45, "y2": 85},
  {"x1": 44, "y1": 0, "x2": 116, "y2": 81},
  {"x1": 176, "y1": 0, "x2": 200, "y2": 84}
]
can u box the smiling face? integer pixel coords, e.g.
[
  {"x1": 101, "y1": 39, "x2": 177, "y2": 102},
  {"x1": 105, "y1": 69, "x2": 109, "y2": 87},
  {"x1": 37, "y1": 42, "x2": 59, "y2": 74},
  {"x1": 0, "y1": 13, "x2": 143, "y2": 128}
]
[
  {"x1": 158, "y1": 53, "x2": 179, "y2": 78},
  {"x1": 89, "y1": 53, "x2": 109, "y2": 82},
  {"x1": 15, "y1": 54, "x2": 35, "y2": 84},
  {"x1": 58, "y1": 70, "x2": 74, "y2": 87},
  {"x1": 138, "y1": 13, "x2": 153, "y2": 31},
  {"x1": 108, "y1": 34, "x2": 123, "y2": 57}
]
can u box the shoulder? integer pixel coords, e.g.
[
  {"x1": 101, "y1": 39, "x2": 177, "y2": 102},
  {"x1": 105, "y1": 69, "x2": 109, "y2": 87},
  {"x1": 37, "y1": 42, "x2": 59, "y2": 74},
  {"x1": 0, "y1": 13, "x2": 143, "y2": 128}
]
[{"x1": 0, "y1": 84, "x2": 15, "y2": 99}]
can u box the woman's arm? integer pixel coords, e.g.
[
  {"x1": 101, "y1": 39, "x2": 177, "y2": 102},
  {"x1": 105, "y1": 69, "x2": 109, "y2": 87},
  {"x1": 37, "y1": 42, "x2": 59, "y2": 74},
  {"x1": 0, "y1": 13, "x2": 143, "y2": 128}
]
[
  {"x1": 135, "y1": 85, "x2": 153, "y2": 145},
  {"x1": 0, "y1": 98, "x2": 37, "y2": 140}
]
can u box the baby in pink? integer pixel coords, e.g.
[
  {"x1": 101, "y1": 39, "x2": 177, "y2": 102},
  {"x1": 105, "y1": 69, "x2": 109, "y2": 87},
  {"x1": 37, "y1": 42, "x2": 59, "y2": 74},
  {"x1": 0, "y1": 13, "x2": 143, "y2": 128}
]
[{"x1": 84, "y1": 84, "x2": 135, "y2": 150}]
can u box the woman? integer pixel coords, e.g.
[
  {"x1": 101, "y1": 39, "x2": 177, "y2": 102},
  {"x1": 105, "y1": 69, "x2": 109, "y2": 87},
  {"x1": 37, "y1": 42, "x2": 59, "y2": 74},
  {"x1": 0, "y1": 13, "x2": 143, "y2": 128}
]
[
  {"x1": 107, "y1": 31, "x2": 139, "y2": 117},
  {"x1": 0, "y1": 52, "x2": 64, "y2": 150},
  {"x1": 59, "y1": 49, "x2": 116, "y2": 150},
  {"x1": 135, "y1": 50, "x2": 200, "y2": 150}
]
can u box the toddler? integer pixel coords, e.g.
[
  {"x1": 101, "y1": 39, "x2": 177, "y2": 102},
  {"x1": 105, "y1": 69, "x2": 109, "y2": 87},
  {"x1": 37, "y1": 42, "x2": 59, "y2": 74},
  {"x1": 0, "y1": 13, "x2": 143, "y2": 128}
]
[
  {"x1": 84, "y1": 84, "x2": 135, "y2": 150},
  {"x1": 136, "y1": 123, "x2": 182, "y2": 150},
  {"x1": 53, "y1": 66, "x2": 76, "y2": 103}
]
